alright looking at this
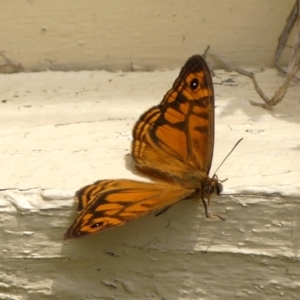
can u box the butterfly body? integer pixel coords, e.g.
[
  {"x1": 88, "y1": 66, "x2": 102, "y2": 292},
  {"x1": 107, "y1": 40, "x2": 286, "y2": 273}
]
[{"x1": 64, "y1": 55, "x2": 223, "y2": 239}]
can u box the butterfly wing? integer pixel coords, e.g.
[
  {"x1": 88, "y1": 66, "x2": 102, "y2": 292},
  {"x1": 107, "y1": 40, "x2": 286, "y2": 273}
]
[
  {"x1": 132, "y1": 55, "x2": 215, "y2": 186},
  {"x1": 64, "y1": 179, "x2": 194, "y2": 239}
]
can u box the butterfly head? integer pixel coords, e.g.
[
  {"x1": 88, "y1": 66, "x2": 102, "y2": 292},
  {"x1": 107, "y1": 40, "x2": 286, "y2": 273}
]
[
  {"x1": 203, "y1": 174, "x2": 223, "y2": 197},
  {"x1": 200, "y1": 174, "x2": 225, "y2": 221}
]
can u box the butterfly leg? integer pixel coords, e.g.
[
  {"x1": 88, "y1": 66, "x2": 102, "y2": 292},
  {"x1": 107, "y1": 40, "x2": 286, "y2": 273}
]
[
  {"x1": 155, "y1": 205, "x2": 172, "y2": 217},
  {"x1": 201, "y1": 196, "x2": 225, "y2": 221},
  {"x1": 201, "y1": 197, "x2": 210, "y2": 218}
]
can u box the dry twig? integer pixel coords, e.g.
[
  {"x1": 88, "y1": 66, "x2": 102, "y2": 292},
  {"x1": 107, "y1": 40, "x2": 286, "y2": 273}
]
[
  {"x1": 207, "y1": 0, "x2": 300, "y2": 109},
  {"x1": 0, "y1": 52, "x2": 23, "y2": 73}
]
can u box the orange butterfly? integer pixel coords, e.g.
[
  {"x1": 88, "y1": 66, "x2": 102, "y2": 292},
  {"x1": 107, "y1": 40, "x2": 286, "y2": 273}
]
[{"x1": 64, "y1": 55, "x2": 223, "y2": 239}]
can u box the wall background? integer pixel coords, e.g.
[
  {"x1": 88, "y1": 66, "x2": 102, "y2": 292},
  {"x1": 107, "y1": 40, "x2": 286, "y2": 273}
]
[{"x1": 0, "y1": 0, "x2": 296, "y2": 71}]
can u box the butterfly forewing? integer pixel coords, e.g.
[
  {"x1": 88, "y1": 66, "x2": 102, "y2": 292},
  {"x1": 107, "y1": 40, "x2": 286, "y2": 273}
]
[{"x1": 132, "y1": 55, "x2": 215, "y2": 185}]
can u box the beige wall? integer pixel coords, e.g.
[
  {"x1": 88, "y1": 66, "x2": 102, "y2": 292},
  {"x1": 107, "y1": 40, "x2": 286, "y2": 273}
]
[{"x1": 0, "y1": 0, "x2": 295, "y2": 71}]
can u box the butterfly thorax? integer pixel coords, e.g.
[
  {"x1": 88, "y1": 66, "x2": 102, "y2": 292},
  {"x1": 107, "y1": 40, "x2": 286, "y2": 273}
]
[
  {"x1": 168, "y1": 170, "x2": 223, "y2": 198},
  {"x1": 135, "y1": 163, "x2": 223, "y2": 196}
]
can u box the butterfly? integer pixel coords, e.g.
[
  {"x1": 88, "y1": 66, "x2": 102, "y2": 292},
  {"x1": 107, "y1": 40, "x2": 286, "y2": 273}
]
[{"x1": 64, "y1": 54, "x2": 224, "y2": 239}]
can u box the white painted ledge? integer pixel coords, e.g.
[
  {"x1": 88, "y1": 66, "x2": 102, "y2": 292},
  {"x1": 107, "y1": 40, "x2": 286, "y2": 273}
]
[{"x1": 0, "y1": 68, "x2": 299, "y2": 299}]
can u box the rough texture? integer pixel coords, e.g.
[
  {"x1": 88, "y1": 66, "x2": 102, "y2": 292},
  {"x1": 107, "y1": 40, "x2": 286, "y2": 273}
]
[{"x1": 0, "y1": 67, "x2": 299, "y2": 299}]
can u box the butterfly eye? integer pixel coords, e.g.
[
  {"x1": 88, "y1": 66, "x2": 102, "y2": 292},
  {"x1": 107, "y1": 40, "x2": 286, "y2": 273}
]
[
  {"x1": 217, "y1": 182, "x2": 223, "y2": 195},
  {"x1": 190, "y1": 78, "x2": 199, "y2": 90},
  {"x1": 90, "y1": 222, "x2": 104, "y2": 229},
  {"x1": 204, "y1": 184, "x2": 214, "y2": 195}
]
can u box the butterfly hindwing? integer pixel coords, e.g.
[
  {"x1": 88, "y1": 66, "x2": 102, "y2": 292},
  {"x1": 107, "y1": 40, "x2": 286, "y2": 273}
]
[{"x1": 64, "y1": 180, "x2": 194, "y2": 239}]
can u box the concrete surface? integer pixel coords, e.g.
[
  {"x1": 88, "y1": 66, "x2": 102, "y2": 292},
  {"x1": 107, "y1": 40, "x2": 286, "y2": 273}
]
[{"x1": 0, "y1": 64, "x2": 299, "y2": 299}]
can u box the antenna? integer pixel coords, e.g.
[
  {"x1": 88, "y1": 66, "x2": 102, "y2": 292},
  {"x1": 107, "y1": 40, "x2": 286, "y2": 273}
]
[{"x1": 213, "y1": 138, "x2": 243, "y2": 176}]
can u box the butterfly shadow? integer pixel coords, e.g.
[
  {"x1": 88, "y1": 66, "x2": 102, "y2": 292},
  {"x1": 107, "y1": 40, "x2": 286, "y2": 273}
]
[
  {"x1": 124, "y1": 153, "x2": 161, "y2": 181},
  {"x1": 54, "y1": 195, "x2": 227, "y2": 298}
]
